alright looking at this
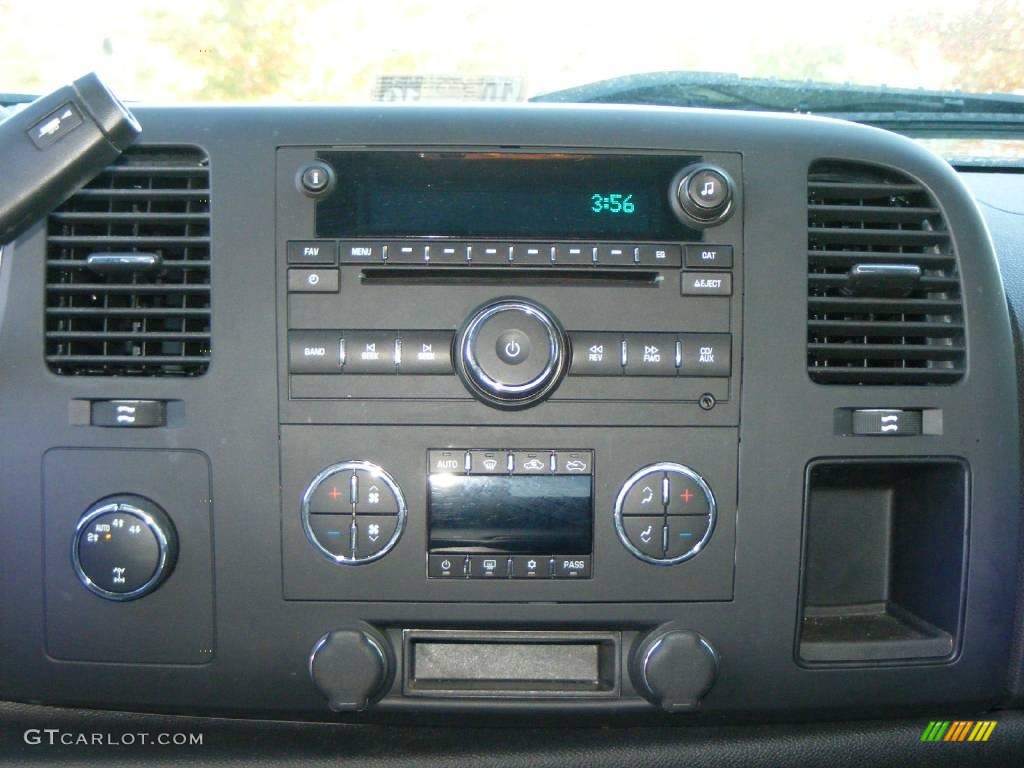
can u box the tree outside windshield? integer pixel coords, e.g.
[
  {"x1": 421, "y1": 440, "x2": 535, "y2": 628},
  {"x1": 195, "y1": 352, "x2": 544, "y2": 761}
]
[{"x1": 1, "y1": 0, "x2": 1021, "y2": 102}]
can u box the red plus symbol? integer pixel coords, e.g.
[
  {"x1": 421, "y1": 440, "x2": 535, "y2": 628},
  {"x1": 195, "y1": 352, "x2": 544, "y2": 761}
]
[
  {"x1": 328, "y1": 486, "x2": 342, "y2": 502},
  {"x1": 680, "y1": 488, "x2": 694, "y2": 504}
]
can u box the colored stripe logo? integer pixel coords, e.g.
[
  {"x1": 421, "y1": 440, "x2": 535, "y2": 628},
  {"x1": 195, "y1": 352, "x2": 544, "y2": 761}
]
[{"x1": 921, "y1": 721, "x2": 997, "y2": 742}]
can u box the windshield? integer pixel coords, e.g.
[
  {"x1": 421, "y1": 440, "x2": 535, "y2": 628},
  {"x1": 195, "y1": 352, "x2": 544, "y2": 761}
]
[{"x1": 2, "y1": 0, "x2": 1022, "y2": 104}]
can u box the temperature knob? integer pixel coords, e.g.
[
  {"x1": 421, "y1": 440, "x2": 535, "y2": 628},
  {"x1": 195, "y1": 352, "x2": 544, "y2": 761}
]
[{"x1": 72, "y1": 494, "x2": 178, "y2": 601}]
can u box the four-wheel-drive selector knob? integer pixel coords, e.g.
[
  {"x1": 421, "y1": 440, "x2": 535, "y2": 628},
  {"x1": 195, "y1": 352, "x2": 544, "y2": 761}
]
[
  {"x1": 456, "y1": 298, "x2": 568, "y2": 409},
  {"x1": 72, "y1": 494, "x2": 178, "y2": 601}
]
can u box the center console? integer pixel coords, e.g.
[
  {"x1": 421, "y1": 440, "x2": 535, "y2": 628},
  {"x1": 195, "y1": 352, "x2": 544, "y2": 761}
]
[{"x1": 1, "y1": 105, "x2": 1017, "y2": 720}]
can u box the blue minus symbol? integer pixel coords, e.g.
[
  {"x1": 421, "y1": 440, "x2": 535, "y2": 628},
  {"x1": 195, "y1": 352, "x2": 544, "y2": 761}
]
[
  {"x1": 326, "y1": 530, "x2": 341, "y2": 537},
  {"x1": 679, "y1": 532, "x2": 694, "y2": 537}
]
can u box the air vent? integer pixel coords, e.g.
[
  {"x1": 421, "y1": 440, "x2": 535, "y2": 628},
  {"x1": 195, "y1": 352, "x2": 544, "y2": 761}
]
[
  {"x1": 45, "y1": 146, "x2": 211, "y2": 376},
  {"x1": 807, "y1": 161, "x2": 964, "y2": 385}
]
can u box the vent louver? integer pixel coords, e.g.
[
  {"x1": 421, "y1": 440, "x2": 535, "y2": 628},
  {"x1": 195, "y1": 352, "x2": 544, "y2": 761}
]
[
  {"x1": 45, "y1": 146, "x2": 211, "y2": 376},
  {"x1": 807, "y1": 161, "x2": 964, "y2": 385}
]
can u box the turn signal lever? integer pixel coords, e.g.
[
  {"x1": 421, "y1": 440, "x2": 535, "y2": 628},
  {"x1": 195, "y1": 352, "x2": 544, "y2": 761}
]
[{"x1": 0, "y1": 72, "x2": 140, "y2": 245}]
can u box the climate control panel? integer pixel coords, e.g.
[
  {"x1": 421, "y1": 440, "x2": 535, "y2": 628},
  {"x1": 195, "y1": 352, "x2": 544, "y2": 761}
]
[{"x1": 301, "y1": 461, "x2": 407, "y2": 564}]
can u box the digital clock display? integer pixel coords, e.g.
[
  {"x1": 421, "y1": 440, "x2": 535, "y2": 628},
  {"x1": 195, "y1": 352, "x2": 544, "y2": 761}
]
[
  {"x1": 591, "y1": 193, "x2": 637, "y2": 215},
  {"x1": 316, "y1": 151, "x2": 702, "y2": 240}
]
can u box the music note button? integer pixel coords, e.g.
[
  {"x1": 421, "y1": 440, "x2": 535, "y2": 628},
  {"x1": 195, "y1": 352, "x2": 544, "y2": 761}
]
[{"x1": 686, "y1": 169, "x2": 729, "y2": 210}]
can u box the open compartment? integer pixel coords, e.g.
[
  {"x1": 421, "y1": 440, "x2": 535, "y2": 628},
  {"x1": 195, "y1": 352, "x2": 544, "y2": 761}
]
[
  {"x1": 403, "y1": 630, "x2": 620, "y2": 698},
  {"x1": 798, "y1": 459, "x2": 968, "y2": 663}
]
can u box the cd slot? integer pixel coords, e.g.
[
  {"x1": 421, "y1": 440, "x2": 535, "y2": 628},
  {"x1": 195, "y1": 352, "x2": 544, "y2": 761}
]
[{"x1": 361, "y1": 267, "x2": 662, "y2": 287}]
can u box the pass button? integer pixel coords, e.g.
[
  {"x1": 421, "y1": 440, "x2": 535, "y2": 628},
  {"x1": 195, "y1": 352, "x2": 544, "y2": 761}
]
[{"x1": 554, "y1": 556, "x2": 591, "y2": 579}]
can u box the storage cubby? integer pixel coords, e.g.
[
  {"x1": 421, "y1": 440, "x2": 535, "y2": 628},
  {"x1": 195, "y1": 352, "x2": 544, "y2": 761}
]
[{"x1": 798, "y1": 459, "x2": 968, "y2": 663}]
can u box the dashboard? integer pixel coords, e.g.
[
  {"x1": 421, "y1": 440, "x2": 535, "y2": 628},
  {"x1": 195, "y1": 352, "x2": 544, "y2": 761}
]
[{"x1": 1, "y1": 103, "x2": 1023, "y2": 749}]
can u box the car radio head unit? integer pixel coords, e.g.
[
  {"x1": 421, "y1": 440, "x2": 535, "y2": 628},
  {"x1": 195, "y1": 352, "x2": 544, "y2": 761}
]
[{"x1": 313, "y1": 151, "x2": 706, "y2": 240}]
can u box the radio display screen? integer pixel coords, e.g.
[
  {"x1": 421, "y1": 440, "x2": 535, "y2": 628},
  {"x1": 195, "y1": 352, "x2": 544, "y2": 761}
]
[
  {"x1": 428, "y1": 474, "x2": 592, "y2": 555},
  {"x1": 315, "y1": 151, "x2": 702, "y2": 240}
]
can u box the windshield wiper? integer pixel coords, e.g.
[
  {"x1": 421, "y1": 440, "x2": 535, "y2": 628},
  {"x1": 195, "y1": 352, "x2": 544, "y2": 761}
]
[{"x1": 531, "y1": 72, "x2": 1024, "y2": 135}]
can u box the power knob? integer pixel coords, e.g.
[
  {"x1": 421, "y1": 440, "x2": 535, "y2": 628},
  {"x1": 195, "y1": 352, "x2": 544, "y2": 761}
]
[
  {"x1": 671, "y1": 164, "x2": 735, "y2": 226},
  {"x1": 630, "y1": 628, "x2": 718, "y2": 712},
  {"x1": 455, "y1": 298, "x2": 567, "y2": 409},
  {"x1": 309, "y1": 624, "x2": 394, "y2": 712}
]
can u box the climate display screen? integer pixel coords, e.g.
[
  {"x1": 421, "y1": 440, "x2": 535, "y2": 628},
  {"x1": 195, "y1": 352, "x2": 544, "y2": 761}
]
[
  {"x1": 428, "y1": 474, "x2": 593, "y2": 555},
  {"x1": 315, "y1": 151, "x2": 701, "y2": 240}
]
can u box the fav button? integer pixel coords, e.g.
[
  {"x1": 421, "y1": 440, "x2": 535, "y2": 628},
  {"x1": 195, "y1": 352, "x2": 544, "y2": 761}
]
[{"x1": 287, "y1": 240, "x2": 336, "y2": 265}]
